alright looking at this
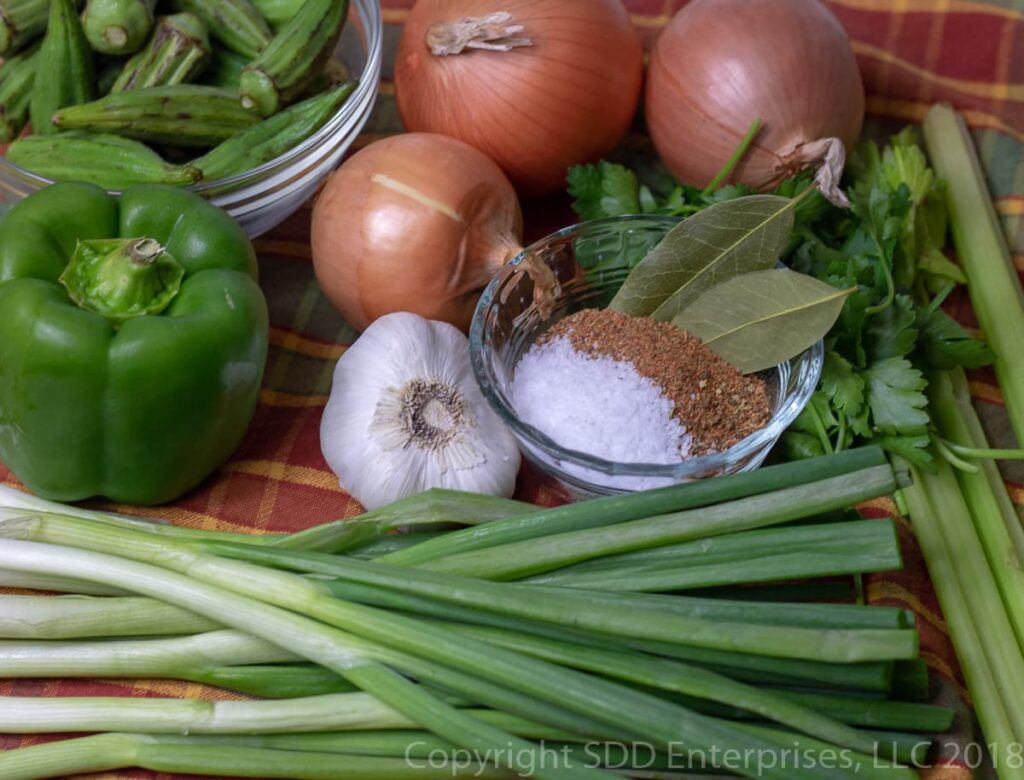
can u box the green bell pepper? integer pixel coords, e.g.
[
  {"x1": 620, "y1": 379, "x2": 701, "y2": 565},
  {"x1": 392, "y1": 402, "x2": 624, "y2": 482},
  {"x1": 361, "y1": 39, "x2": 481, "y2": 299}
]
[{"x1": 0, "y1": 182, "x2": 269, "y2": 505}]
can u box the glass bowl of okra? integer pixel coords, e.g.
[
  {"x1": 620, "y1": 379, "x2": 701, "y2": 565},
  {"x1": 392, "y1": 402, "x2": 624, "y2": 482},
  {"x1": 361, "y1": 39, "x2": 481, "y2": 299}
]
[{"x1": 0, "y1": 0, "x2": 382, "y2": 237}]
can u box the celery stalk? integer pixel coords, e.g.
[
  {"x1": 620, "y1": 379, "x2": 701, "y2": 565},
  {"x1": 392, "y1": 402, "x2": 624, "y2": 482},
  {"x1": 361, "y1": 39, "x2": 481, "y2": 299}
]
[
  {"x1": 922, "y1": 104, "x2": 1024, "y2": 445},
  {"x1": 899, "y1": 458, "x2": 1024, "y2": 775},
  {"x1": 929, "y1": 369, "x2": 1024, "y2": 655}
]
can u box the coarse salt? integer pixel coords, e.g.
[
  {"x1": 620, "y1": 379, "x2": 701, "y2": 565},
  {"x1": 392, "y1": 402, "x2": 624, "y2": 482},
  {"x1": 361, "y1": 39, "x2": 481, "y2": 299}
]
[{"x1": 512, "y1": 335, "x2": 693, "y2": 466}]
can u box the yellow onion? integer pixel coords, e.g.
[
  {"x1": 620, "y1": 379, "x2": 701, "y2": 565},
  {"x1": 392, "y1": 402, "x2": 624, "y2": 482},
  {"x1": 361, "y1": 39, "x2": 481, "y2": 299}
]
[
  {"x1": 646, "y1": 0, "x2": 864, "y2": 204},
  {"x1": 311, "y1": 132, "x2": 523, "y2": 332},
  {"x1": 395, "y1": 0, "x2": 644, "y2": 196}
]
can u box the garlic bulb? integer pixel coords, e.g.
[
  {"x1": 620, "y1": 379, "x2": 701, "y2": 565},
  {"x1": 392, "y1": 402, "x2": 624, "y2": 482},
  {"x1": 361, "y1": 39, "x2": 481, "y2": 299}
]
[{"x1": 320, "y1": 312, "x2": 521, "y2": 509}]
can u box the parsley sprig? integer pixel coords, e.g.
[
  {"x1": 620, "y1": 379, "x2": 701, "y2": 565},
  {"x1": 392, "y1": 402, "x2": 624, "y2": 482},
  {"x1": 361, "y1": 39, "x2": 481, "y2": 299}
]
[{"x1": 566, "y1": 128, "x2": 993, "y2": 467}]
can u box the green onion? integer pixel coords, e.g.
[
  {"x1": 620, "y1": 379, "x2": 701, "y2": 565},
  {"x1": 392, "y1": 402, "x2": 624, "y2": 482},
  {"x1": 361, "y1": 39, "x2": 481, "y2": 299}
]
[
  {"x1": 890, "y1": 660, "x2": 931, "y2": 702},
  {"x1": 0, "y1": 486, "x2": 282, "y2": 545},
  {"x1": 535, "y1": 589, "x2": 911, "y2": 631},
  {"x1": 442, "y1": 622, "x2": 879, "y2": 755},
  {"x1": 0, "y1": 538, "x2": 613, "y2": 780},
  {"x1": 322, "y1": 578, "x2": 897, "y2": 693},
  {"x1": 0, "y1": 630, "x2": 298, "y2": 675},
  {"x1": 381, "y1": 448, "x2": 888, "y2": 566},
  {"x1": 348, "y1": 531, "x2": 446, "y2": 559},
  {"x1": 415, "y1": 465, "x2": 898, "y2": 579},
  {"x1": 0, "y1": 484, "x2": 535, "y2": 555},
  {"x1": 0, "y1": 691, "x2": 417, "y2": 734},
  {"x1": 525, "y1": 520, "x2": 902, "y2": 592},
  {"x1": 193, "y1": 664, "x2": 356, "y2": 698},
  {"x1": 922, "y1": 104, "x2": 1024, "y2": 444},
  {"x1": 0, "y1": 733, "x2": 513, "y2": 780},
  {"x1": 0, "y1": 569, "x2": 129, "y2": 595},
  {"x1": 0, "y1": 531, "x2": 904, "y2": 780},
  {"x1": 210, "y1": 541, "x2": 917, "y2": 664},
  {"x1": 0, "y1": 594, "x2": 218, "y2": 638},
  {"x1": 272, "y1": 489, "x2": 538, "y2": 553},
  {"x1": 778, "y1": 691, "x2": 953, "y2": 733}
]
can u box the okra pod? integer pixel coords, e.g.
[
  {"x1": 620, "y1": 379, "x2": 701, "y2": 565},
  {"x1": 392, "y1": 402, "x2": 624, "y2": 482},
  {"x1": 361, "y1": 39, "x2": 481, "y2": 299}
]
[
  {"x1": 0, "y1": 0, "x2": 48, "y2": 55},
  {"x1": 0, "y1": 42, "x2": 39, "y2": 141},
  {"x1": 200, "y1": 45, "x2": 247, "y2": 89},
  {"x1": 7, "y1": 131, "x2": 202, "y2": 188},
  {"x1": 192, "y1": 79, "x2": 355, "y2": 179},
  {"x1": 112, "y1": 13, "x2": 211, "y2": 92},
  {"x1": 239, "y1": 0, "x2": 348, "y2": 116},
  {"x1": 30, "y1": 0, "x2": 94, "y2": 136},
  {"x1": 170, "y1": 0, "x2": 271, "y2": 59},
  {"x1": 81, "y1": 0, "x2": 155, "y2": 54},
  {"x1": 249, "y1": 0, "x2": 302, "y2": 27},
  {"x1": 52, "y1": 84, "x2": 259, "y2": 146}
]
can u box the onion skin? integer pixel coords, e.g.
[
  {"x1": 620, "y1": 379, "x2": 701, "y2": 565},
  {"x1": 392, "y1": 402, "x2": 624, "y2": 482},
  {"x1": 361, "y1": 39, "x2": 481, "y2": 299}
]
[
  {"x1": 395, "y1": 0, "x2": 644, "y2": 196},
  {"x1": 311, "y1": 132, "x2": 523, "y2": 333},
  {"x1": 646, "y1": 0, "x2": 865, "y2": 191}
]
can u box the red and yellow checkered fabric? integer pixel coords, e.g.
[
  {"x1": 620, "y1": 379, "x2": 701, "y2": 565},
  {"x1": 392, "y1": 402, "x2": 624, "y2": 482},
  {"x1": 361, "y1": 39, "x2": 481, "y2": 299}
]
[{"x1": 2, "y1": 1, "x2": 1023, "y2": 778}]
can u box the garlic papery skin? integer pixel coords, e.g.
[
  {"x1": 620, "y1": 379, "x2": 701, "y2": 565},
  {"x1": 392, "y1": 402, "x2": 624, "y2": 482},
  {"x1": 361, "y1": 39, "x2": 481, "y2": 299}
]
[{"x1": 320, "y1": 312, "x2": 521, "y2": 510}]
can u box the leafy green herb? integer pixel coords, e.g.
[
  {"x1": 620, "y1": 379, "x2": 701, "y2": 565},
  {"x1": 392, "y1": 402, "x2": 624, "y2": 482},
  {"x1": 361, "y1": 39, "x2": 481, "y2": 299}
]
[
  {"x1": 567, "y1": 127, "x2": 994, "y2": 467},
  {"x1": 608, "y1": 195, "x2": 801, "y2": 320},
  {"x1": 566, "y1": 161, "x2": 642, "y2": 221},
  {"x1": 864, "y1": 357, "x2": 930, "y2": 434},
  {"x1": 673, "y1": 269, "x2": 853, "y2": 374}
]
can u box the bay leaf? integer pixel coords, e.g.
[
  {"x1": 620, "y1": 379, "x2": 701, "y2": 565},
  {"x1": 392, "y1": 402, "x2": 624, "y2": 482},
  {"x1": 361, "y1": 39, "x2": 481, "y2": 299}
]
[
  {"x1": 608, "y1": 194, "x2": 799, "y2": 322},
  {"x1": 673, "y1": 268, "x2": 854, "y2": 374}
]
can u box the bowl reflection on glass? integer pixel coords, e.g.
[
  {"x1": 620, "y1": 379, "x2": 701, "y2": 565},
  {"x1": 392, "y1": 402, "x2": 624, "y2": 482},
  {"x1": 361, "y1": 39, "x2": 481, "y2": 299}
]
[
  {"x1": 0, "y1": 0, "x2": 382, "y2": 238},
  {"x1": 470, "y1": 215, "x2": 823, "y2": 497}
]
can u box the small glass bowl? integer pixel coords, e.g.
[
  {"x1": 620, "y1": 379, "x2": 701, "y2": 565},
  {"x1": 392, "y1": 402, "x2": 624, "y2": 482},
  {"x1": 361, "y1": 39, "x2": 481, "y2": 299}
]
[
  {"x1": 0, "y1": 0, "x2": 382, "y2": 238},
  {"x1": 470, "y1": 215, "x2": 823, "y2": 497}
]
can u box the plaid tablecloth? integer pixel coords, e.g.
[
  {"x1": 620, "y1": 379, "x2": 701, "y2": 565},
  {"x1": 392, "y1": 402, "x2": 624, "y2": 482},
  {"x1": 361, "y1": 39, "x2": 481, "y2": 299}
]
[{"x1": 2, "y1": 1, "x2": 1023, "y2": 778}]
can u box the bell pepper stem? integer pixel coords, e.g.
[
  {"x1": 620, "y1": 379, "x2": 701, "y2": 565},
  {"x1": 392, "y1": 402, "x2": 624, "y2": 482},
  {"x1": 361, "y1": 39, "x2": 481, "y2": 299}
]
[{"x1": 59, "y1": 237, "x2": 185, "y2": 323}]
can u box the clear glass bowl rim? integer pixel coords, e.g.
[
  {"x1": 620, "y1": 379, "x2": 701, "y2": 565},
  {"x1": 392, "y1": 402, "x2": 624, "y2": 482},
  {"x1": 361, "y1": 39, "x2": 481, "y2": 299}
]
[
  {"x1": 0, "y1": 0, "x2": 383, "y2": 193},
  {"x1": 470, "y1": 213, "x2": 825, "y2": 479}
]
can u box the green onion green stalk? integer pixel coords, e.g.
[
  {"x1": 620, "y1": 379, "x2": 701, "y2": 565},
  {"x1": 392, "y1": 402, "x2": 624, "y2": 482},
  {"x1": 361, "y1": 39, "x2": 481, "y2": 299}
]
[
  {"x1": 0, "y1": 527, "x2": 914, "y2": 780},
  {"x1": 381, "y1": 447, "x2": 889, "y2": 567},
  {"x1": 0, "y1": 733, "x2": 515, "y2": 780},
  {"x1": 208, "y1": 538, "x2": 918, "y2": 664},
  {"x1": 525, "y1": 520, "x2": 902, "y2": 592},
  {"x1": 0, "y1": 537, "x2": 616, "y2": 780},
  {"x1": 404, "y1": 465, "x2": 899, "y2": 579},
  {"x1": 317, "y1": 579, "x2": 903, "y2": 692}
]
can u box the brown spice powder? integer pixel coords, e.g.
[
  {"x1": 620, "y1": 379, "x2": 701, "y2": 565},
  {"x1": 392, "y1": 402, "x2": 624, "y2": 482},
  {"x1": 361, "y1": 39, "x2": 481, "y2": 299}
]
[{"x1": 542, "y1": 309, "x2": 771, "y2": 455}]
